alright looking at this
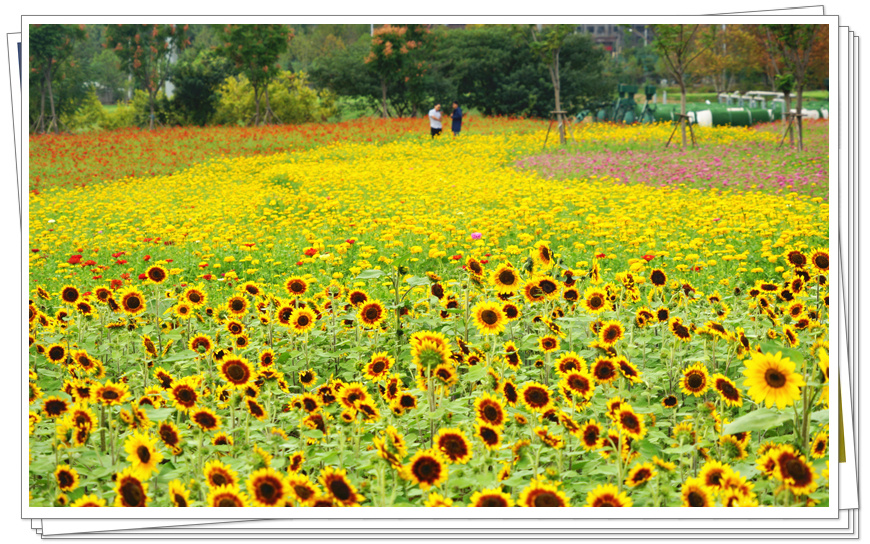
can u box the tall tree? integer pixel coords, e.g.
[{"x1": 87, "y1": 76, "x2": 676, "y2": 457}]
[
  {"x1": 764, "y1": 24, "x2": 821, "y2": 152},
  {"x1": 30, "y1": 24, "x2": 86, "y2": 133},
  {"x1": 105, "y1": 24, "x2": 189, "y2": 129},
  {"x1": 652, "y1": 24, "x2": 714, "y2": 147},
  {"x1": 515, "y1": 24, "x2": 574, "y2": 144},
  {"x1": 364, "y1": 24, "x2": 429, "y2": 118},
  {"x1": 214, "y1": 24, "x2": 294, "y2": 125}
]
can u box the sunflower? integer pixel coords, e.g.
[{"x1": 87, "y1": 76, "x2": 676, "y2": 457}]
[
  {"x1": 124, "y1": 431, "x2": 163, "y2": 479},
  {"x1": 59, "y1": 285, "x2": 81, "y2": 305},
  {"x1": 469, "y1": 487, "x2": 514, "y2": 507},
  {"x1": 156, "y1": 421, "x2": 183, "y2": 454},
  {"x1": 536, "y1": 334, "x2": 558, "y2": 354},
  {"x1": 169, "y1": 376, "x2": 200, "y2": 412},
  {"x1": 581, "y1": 287, "x2": 609, "y2": 314},
  {"x1": 519, "y1": 381, "x2": 552, "y2": 413},
  {"x1": 616, "y1": 406, "x2": 646, "y2": 440},
  {"x1": 711, "y1": 373, "x2": 742, "y2": 407},
  {"x1": 491, "y1": 263, "x2": 521, "y2": 293},
  {"x1": 217, "y1": 356, "x2": 256, "y2": 389},
  {"x1": 522, "y1": 281, "x2": 547, "y2": 304},
  {"x1": 246, "y1": 467, "x2": 289, "y2": 507},
  {"x1": 616, "y1": 357, "x2": 642, "y2": 383},
  {"x1": 70, "y1": 494, "x2": 106, "y2": 507},
  {"x1": 771, "y1": 446, "x2": 818, "y2": 495},
  {"x1": 560, "y1": 369, "x2": 595, "y2": 402},
  {"x1": 669, "y1": 317, "x2": 692, "y2": 342},
  {"x1": 226, "y1": 295, "x2": 248, "y2": 316},
  {"x1": 358, "y1": 300, "x2": 386, "y2": 329},
  {"x1": 289, "y1": 307, "x2": 317, "y2": 334},
  {"x1": 742, "y1": 351, "x2": 805, "y2": 409},
  {"x1": 811, "y1": 427, "x2": 829, "y2": 459},
  {"x1": 680, "y1": 363, "x2": 709, "y2": 396},
  {"x1": 246, "y1": 398, "x2": 268, "y2": 421},
  {"x1": 404, "y1": 449, "x2": 448, "y2": 490},
  {"x1": 347, "y1": 288, "x2": 369, "y2": 307},
  {"x1": 117, "y1": 287, "x2": 147, "y2": 316},
  {"x1": 434, "y1": 428, "x2": 473, "y2": 464},
  {"x1": 95, "y1": 381, "x2": 131, "y2": 406},
  {"x1": 782, "y1": 324, "x2": 800, "y2": 347},
  {"x1": 585, "y1": 483, "x2": 632, "y2": 507},
  {"x1": 475, "y1": 422, "x2": 502, "y2": 450},
  {"x1": 698, "y1": 459, "x2": 733, "y2": 494},
  {"x1": 574, "y1": 419, "x2": 602, "y2": 450},
  {"x1": 112, "y1": 466, "x2": 149, "y2": 507},
  {"x1": 45, "y1": 343, "x2": 67, "y2": 364},
  {"x1": 207, "y1": 484, "x2": 249, "y2": 507},
  {"x1": 591, "y1": 357, "x2": 618, "y2": 385},
  {"x1": 473, "y1": 392, "x2": 506, "y2": 428},
  {"x1": 660, "y1": 394, "x2": 678, "y2": 409},
  {"x1": 191, "y1": 407, "x2": 221, "y2": 432},
  {"x1": 424, "y1": 492, "x2": 454, "y2": 507},
  {"x1": 808, "y1": 248, "x2": 829, "y2": 273},
  {"x1": 681, "y1": 477, "x2": 713, "y2": 507},
  {"x1": 285, "y1": 473, "x2": 321, "y2": 506},
  {"x1": 285, "y1": 276, "x2": 309, "y2": 298},
  {"x1": 55, "y1": 464, "x2": 79, "y2": 492},
  {"x1": 469, "y1": 300, "x2": 506, "y2": 335},
  {"x1": 212, "y1": 432, "x2": 233, "y2": 447},
  {"x1": 625, "y1": 462, "x2": 657, "y2": 488},
  {"x1": 649, "y1": 268, "x2": 668, "y2": 288},
  {"x1": 166, "y1": 480, "x2": 190, "y2": 507}
]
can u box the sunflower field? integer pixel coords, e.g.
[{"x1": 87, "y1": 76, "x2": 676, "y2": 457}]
[{"x1": 28, "y1": 118, "x2": 831, "y2": 508}]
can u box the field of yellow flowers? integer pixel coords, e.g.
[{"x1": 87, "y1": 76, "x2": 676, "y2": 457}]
[{"x1": 29, "y1": 119, "x2": 831, "y2": 508}]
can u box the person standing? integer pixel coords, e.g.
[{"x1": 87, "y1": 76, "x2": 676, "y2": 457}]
[
  {"x1": 451, "y1": 101, "x2": 463, "y2": 137},
  {"x1": 429, "y1": 104, "x2": 442, "y2": 138}
]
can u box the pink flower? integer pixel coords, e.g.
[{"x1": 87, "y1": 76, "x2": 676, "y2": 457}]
[{"x1": 471, "y1": 232, "x2": 482, "y2": 240}]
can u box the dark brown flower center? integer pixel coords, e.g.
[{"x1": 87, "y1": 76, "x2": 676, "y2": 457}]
[
  {"x1": 765, "y1": 368, "x2": 787, "y2": 388},
  {"x1": 533, "y1": 492, "x2": 560, "y2": 507},
  {"x1": 688, "y1": 491, "x2": 705, "y2": 507},
  {"x1": 687, "y1": 373, "x2": 704, "y2": 390},
  {"x1": 121, "y1": 479, "x2": 145, "y2": 506},
  {"x1": 480, "y1": 310, "x2": 498, "y2": 325},
  {"x1": 329, "y1": 479, "x2": 352, "y2": 501},
  {"x1": 137, "y1": 445, "x2": 151, "y2": 463}
]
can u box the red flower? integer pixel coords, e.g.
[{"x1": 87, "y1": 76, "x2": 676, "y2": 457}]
[
  {"x1": 166, "y1": 259, "x2": 173, "y2": 263},
  {"x1": 480, "y1": 259, "x2": 489, "y2": 264},
  {"x1": 92, "y1": 276, "x2": 102, "y2": 280},
  {"x1": 692, "y1": 266, "x2": 703, "y2": 272},
  {"x1": 110, "y1": 279, "x2": 123, "y2": 289},
  {"x1": 83, "y1": 260, "x2": 96, "y2": 266},
  {"x1": 116, "y1": 260, "x2": 128, "y2": 265},
  {"x1": 68, "y1": 255, "x2": 83, "y2": 265},
  {"x1": 112, "y1": 251, "x2": 126, "y2": 258},
  {"x1": 451, "y1": 255, "x2": 462, "y2": 260},
  {"x1": 596, "y1": 253, "x2": 606, "y2": 259},
  {"x1": 143, "y1": 255, "x2": 151, "y2": 261},
  {"x1": 138, "y1": 273, "x2": 147, "y2": 280},
  {"x1": 120, "y1": 273, "x2": 130, "y2": 280},
  {"x1": 346, "y1": 239, "x2": 355, "y2": 245},
  {"x1": 296, "y1": 261, "x2": 303, "y2": 266},
  {"x1": 31, "y1": 248, "x2": 39, "y2": 253},
  {"x1": 642, "y1": 254, "x2": 655, "y2": 262},
  {"x1": 203, "y1": 274, "x2": 214, "y2": 280},
  {"x1": 304, "y1": 248, "x2": 318, "y2": 257}
]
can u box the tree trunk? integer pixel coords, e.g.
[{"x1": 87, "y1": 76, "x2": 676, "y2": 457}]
[
  {"x1": 784, "y1": 91, "x2": 794, "y2": 145},
  {"x1": 38, "y1": 73, "x2": 46, "y2": 133},
  {"x1": 380, "y1": 80, "x2": 389, "y2": 118},
  {"x1": 795, "y1": 85, "x2": 804, "y2": 152},
  {"x1": 253, "y1": 86, "x2": 261, "y2": 126},
  {"x1": 149, "y1": 92, "x2": 156, "y2": 131},
  {"x1": 679, "y1": 76, "x2": 688, "y2": 148},
  {"x1": 550, "y1": 52, "x2": 566, "y2": 145},
  {"x1": 264, "y1": 85, "x2": 273, "y2": 125},
  {"x1": 46, "y1": 67, "x2": 58, "y2": 134}
]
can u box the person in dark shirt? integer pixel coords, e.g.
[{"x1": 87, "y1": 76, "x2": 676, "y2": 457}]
[{"x1": 451, "y1": 101, "x2": 463, "y2": 137}]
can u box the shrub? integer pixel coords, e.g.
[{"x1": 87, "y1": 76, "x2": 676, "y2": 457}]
[{"x1": 213, "y1": 71, "x2": 336, "y2": 126}]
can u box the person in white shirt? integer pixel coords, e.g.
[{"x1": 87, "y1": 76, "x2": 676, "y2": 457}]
[{"x1": 429, "y1": 104, "x2": 442, "y2": 138}]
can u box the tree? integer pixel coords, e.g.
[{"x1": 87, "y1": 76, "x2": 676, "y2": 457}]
[
  {"x1": 652, "y1": 24, "x2": 715, "y2": 147},
  {"x1": 364, "y1": 24, "x2": 430, "y2": 118},
  {"x1": 29, "y1": 24, "x2": 86, "y2": 133},
  {"x1": 171, "y1": 48, "x2": 235, "y2": 125},
  {"x1": 764, "y1": 24, "x2": 821, "y2": 152},
  {"x1": 516, "y1": 24, "x2": 574, "y2": 144},
  {"x1": 693, "y1": 25, "x2": 764, "y2": 93},
  {"x1": 105, "y1": 24, "x2": 189, "y2": 129},
  {"x1": 214, "y1": 24, "x2": 294, "y2": 125}
]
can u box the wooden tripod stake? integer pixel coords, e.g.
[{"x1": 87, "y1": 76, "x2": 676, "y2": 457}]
[
  {"x1": 665, "y1": 114, "x2": 696, "y2": 148},
  {"x1": 778, "y1": 112, "x2": 805, "y2": 149},
  {"x1": 543, "y1": 110, "x2": 572, "y2": 148}
]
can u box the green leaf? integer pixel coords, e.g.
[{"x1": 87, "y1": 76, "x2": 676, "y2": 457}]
[
  {"x1": 722, "y1": 408, "x2": 793, "y2": 436},
  {"x1": 404, "y1": 276, "x2": 430, "y2": 287},
  {"x1": 355, "y1": 269, "x2": 385, "y2": 280},
  {"x1": 663, "y1": 444, "x2": 695, "y2": 455},
  {"x1": 759, "y1": 341, "x2": 805, "y2": 366}
]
